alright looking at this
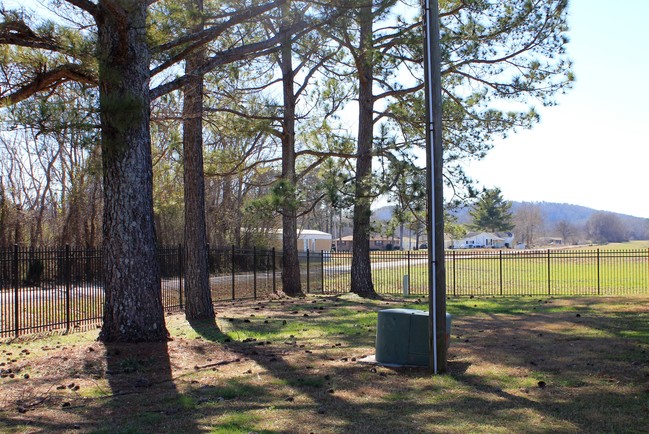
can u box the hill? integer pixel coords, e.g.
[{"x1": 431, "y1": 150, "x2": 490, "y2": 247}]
[
  {"x1": 451, "y1": 201, "x2": 646, "y2": 226},
  {"x1": 372, "y1": 201, "x2": 649, "y2": 240}
]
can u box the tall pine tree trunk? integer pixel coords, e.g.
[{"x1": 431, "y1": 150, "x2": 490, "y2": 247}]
[
  {"x1": 182, "y1": 0, "x2": 214, "y2": 320},
  {"x1": 280, "y1": 5, "x2": 303, "y2": 297},
  {"x1": 98, "y1": 0, "x2": 168, "y2": 342},
  {"x1": 350, "y1": 3, "x2": 377, "y2": 296}
]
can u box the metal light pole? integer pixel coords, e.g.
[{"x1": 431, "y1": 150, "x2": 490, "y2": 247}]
[{"x1": 423, "y1": 0, "x2": 447, "y2": 374}]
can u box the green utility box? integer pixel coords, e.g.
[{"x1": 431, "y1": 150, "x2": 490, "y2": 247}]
[{"x1": 375, "y1": 308, "x2": 452, "y2": 367}]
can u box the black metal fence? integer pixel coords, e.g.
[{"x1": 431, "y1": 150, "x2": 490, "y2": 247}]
[
  {"x1": 2, "y1": 246, "x2": 648, "y2": 338},
  {"x1": 0, "y1": 245, "x2": 325, "y2": 338},
  {"x1": 0, "y1": 245, "x2": 104, "y2": 339},
  {"x1": 322, "y1": 249, "x2": 649, "y2": 296}
]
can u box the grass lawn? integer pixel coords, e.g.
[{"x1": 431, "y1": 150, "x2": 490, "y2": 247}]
[
  {"x1": 325, "y1": 241, "x2": 649, "y2": 296},
  {"x1": 573, "y1": 240, "x2": 649, "y2": 250},
  {"x1": 1, "y1": 294, "x2": 648, "y2": 433}
]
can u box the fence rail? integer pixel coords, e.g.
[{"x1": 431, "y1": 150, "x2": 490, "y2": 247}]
[{"x1": 2, "y1": 246, "x2": 648, "y2": 338}]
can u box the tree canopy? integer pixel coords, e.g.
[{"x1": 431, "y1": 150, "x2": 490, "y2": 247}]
[
  {"x1": 586, "y1": 212, "x2": 629, "y2": 244},
  {"x1": 1, "y1": 0, "x2": 573, "y2": 338}
]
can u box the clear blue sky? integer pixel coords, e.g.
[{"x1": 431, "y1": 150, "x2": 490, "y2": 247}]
[{"x1": 464, "y1": 0, "x2": 649, "y2": 218}]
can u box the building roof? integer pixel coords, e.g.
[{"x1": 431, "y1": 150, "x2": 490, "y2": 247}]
[
  {"x1": 275, "y1": 229, "x2": 332, "y2": 239},
  {"x1": 298, "y1": 229, "x2": 332, "y2": 239},
  {"x1": 463, "y1": 231, "x2": 513, "y2": 240},
  {"x1": 337, "y1": 235, "x2": 402, "y2": 242}
]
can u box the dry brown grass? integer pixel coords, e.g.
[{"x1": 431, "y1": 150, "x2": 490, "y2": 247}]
[{"x1": 1, "y1": 294, "x2": 648, "y2": 433}]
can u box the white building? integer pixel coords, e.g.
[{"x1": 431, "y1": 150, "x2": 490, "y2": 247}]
[
  {"x1": 452, "y1": 232, "x2": 514, "y2": 249},
  {"x1": 275, "y1": 229, "x2": 333, "y2": 252}
]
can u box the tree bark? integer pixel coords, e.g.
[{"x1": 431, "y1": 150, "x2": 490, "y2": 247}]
[
  {"x1": 182, "y1": 0, "x2": 214, "y2": 320},
  {"x1": 280, "y1": 4, "x2": 303, "y2": 297},
  {"x1": 97, "y1": 0, "x2": 168, "y2": 342},
  {"x1": 350, "y1": 3, "x2": 377, "y2": 297}
]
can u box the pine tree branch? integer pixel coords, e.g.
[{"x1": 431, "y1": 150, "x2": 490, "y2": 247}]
[
  {"x1": 296, "y1": 192, "x2": 327, "y2": 218},
  {"x1": 151, "y1": 20, "x2": 310, "y2": 99},
  {"x1": 64, "y1": 0, "x2": 100, "y2": 18},
  {"x1": 151, "y1": 0, "x2": 285, "y2": 76},
  {"x1": 373, "y1": 83, "x2": 424, "y2": 102},
  {"x1": 294, "y1": 51, "x2": 336, "y2": 99},
  {"x1": 0, "y1": 16, "x2": 60, "y2": 50},
  {"x1": 0, "y1": 64, "x2": 96, "y2": 107},
  {"x1": 155, "y1": 0, "x2": 284, "y2": 53},
  {"x1": 204, "y1": 106, "x2": 279, "y2": 122}
]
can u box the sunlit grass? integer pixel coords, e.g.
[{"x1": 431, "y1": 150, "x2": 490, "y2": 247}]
[
  {"x1": 209, "y1": 413, "x2": 274, "y2": 434},
  {"x1": 324, "y1": 242, "x2": 649, "y2": 297},
  {"x1": 573, "y1": 240, "x2": 649, "y2": 250}
]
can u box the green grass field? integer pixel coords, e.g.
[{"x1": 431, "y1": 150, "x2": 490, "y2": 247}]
[
  {"x1": 574, "y1": 240, "x2": 649, "y2": 250},
  {"x1": 325, "y1": 242, "x2": 649, "y2": 296}
]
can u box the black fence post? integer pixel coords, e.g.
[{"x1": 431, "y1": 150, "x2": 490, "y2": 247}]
[
  {"x1": 272, "y1": 247, "x2": 276, "y2": 294},
  {"x1": 499, "y1": 250, "x2": 503, "y2": 296},
  {"x1": 321, "y1": 250, "x2": 325, "y2": 294},
  {"x1": 407, "y1": 250, "x2": 411, "y2": 284},
  {"x1": 13, "y1": 244, "x2": 19, "y2": 338},
  {"x1": 306, "y1": 249, "x2": 310, "y2": 293},
  {"x1": 547, "y1": 249, "x2": 551, "y2": 296},
  {"x1": 253, "y1": 247, "x2": 257, "y2": 300},
  {"x1": 597, "y1": 249, "x2": 601, "y2": 295},
  {"x1": 178, "y1": 244, "x2": 183, "y2": 309},
  {"x1": 65, "y1": 245, "x2": 71, "y2": 333},
  {"x1": 231, "y1": 245, "x2": 236, "y2": 300},
  {"x1": 452, "y1": 250, "x2": 457, "y2": 297}
]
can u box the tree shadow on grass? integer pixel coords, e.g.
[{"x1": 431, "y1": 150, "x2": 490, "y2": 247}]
[
  {"x1": 448, "y1": 365, "x2": 648, "y2": 432},
  {"x1": 188, "y1": 318, "x2": 229, "y2": 342},
  {"x1": 101, "y1": 340, "x2": 199, "y2": 433},
  {"x1": 184, "y1": 303, "x2": 489, "y2": 432},
  {"x1": 187, "y1": 313, "x2": 385, "y2": 431},
  {"x1": 0, "y1": 337, "x2": 201, "y2": 433},
  {"x1": 187, "y1": 296, "x2": 649, "y2": 432},
  {"x1": 448, "y1": 307, "x2": 649, "y2": 432}
]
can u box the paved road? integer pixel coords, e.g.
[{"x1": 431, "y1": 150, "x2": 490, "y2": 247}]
[{"x1": 323, "y1": 258, "x2": 429, "y2": 274}]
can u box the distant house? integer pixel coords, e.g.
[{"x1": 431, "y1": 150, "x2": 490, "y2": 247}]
[
  {"x1": 452, "y1": 232, "x2": 514, "y2": 249},
  {"x1": 370, "y1": 236, "x2": 402, "y2": 251},
  {"x1": 334, "y1": 235, "x2": 353, "y2": 252},
  {"x1": 334, "y1": 235, "x2": 402, "y2": 252}
]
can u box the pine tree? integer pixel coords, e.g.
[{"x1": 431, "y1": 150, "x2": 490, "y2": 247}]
[{"x1": 469, "y1": 188, "x2": 514, "y2": 233}]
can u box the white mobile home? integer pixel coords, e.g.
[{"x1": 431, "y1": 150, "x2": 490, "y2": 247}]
[{"x1": 452, "y1": 232, "x2": 514, "y2": 249}]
